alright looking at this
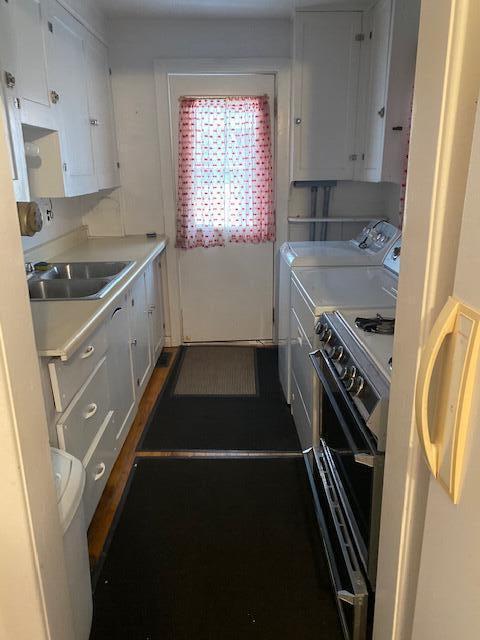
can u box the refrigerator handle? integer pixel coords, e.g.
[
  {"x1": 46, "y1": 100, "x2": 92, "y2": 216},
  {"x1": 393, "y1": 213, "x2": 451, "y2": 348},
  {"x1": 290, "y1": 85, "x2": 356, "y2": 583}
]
[
  {"x1": 415, "y1": 297, "x2": 458, "y2": 475},
  {"x1": 415, "y1": 296, "x2": 480, "y2": 502}
]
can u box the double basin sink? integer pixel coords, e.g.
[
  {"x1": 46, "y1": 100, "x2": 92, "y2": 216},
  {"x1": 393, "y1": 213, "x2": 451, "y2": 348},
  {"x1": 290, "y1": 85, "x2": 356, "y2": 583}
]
[{"x1": 29, "y1": 261, "x2": 134, "y2": 301}]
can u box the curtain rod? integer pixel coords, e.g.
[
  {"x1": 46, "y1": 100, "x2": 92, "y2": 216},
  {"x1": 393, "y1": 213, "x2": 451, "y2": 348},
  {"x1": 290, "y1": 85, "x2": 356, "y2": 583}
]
[{"x1": 179, "y1": 94, "x2": 269, "y2": 101}]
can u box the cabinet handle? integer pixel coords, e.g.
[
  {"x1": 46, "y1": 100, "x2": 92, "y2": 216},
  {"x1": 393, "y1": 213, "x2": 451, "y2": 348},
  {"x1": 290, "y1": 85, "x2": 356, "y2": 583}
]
[
  {"x1": 295, "y1": 117, "x2": 302, "y2": 125},
  {"x1": 50, "y1": 90, "x2": 59, "y2": 104},
  {"x1": 83, "y1": 403, "x2": 98, "y2": 420},
  {"x1": 131, "y1": 338, "x2": 137, "y2": 346},
  {"x1": 80, "y1": 344, "x2": 95, "y2": 359},
  {"x1": 89, "y1": 118, "x2": 99, "y2": 126},
  {"x1": 94, "y1": 462, "x2": 106, "y2": 481},
  {"x1": 111, "y1": 306, "x2": 122, "y2": 319},
  {"x1": 5, "y1": 71, "x2": 16, "y2": 88},
  {"x1": 377, "y1": 106, "x2": 385, "y2": 118}
]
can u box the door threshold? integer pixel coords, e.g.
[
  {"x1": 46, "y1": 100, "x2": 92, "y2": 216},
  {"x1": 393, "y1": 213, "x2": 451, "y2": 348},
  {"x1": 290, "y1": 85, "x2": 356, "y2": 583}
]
[
  {"x1": 182, "y1": 340, "x2": 275, "y2": 347},
  {"x1": 136, "y1": 450, "x2": 302, "y2": 459}
]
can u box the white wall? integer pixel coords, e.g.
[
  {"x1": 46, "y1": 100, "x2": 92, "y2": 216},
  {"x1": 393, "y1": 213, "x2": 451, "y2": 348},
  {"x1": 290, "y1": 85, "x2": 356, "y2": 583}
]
[
  {"x1": 90, "y1": 17, "x2": 400, "y2": 241},
  {"x1": 21, "y1": 197, "x2": 85, "y2": 251},
  {"x1": 95, "y1": 18, "x2": 291, "y2": 237}
]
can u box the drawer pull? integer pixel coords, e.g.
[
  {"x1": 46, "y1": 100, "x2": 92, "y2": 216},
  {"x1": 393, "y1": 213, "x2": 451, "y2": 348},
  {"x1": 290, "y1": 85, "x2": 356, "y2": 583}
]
[
  {"x1": 94, "y1": 462, "x2": 106, "y2": 481},
  {"x1": 83, "y1": 403, "x2": 98, "y2": 420},
  {"x1": 80, "y1": 345, "x2": 95, "y2": 359}
]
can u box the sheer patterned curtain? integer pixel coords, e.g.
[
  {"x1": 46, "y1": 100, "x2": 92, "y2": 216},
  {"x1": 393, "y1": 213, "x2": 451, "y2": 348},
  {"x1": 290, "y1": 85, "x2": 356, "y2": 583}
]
[{"x1": 176, "y1": 96, "x2": 275, "y2": 249}]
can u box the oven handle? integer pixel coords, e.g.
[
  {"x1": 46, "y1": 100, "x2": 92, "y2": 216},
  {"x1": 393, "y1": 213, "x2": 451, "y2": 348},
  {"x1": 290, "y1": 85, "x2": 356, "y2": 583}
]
[{"x1": 309, "y1": 349, "x2": 375, "y2": 456}]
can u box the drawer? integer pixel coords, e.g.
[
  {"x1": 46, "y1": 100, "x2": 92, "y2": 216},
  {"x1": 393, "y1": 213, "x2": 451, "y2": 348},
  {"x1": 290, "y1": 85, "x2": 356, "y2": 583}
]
[
  {"x1": 291, "y1": 276, "x2": 315, "y2": 345},
  {"x1": 49, "y1": 323, "x2": 108, "y2": 412},
  {"x1": 291, "y1": 370, "x2": 312, "y2": 451},
  {"x1": 83, "y1": 409, "x2": 118, "y2": 525},
  {"x1": 291, "y1": 308, "x2": 314, "y2": 422},
  {"x1": 56, "y1": 357, "x2": 111, "y2": 462}
]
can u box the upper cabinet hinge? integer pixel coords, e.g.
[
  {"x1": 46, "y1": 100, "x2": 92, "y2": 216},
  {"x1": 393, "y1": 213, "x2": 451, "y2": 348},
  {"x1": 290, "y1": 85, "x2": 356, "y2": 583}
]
[
  {"x1": 48, "y1": 21, "x2": 53, "y2": 33},
  {"x1": 355, "y1": 33, "x2": 365, "y2": 41},
  {"x1": 109, "y1": 67, "x2": 112, "y2": 76}
]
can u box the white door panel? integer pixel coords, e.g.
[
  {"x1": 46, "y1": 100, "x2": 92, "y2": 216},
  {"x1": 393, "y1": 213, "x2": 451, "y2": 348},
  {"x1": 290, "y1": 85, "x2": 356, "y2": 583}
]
[
  {"x1": 169, "y1": 74, "x2": 275, "y2": 343},
  {"x1": 180, "y1": 244, "x2": 273, "y2": 342}
]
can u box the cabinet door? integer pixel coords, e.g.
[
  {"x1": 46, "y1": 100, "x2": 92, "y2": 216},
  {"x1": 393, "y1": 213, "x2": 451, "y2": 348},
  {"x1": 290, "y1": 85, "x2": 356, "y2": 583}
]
[
  {"x1": 292, "y1": 12, "x2": 362, "y2": 180},
  {"x1": 46, "y1": 0, "x2": 96, "y2": 196},
  {"x1": 129, "y1": 273, "x2": 152, "y2": 395},
  {"x1": 0, "y1": 0, "x2": 30, "y2": 202},
  {"x1": 362, "y1": 0, "x2": 392, "y2": 182},
  {"x1": 107, "y1": 296, "x2": 135, "y2": 444},
  {"x1": 145, "y1": 258, "x2": 165, "y2": 360},
  {"x1": 85, "y1": 33, "x2": 120, "y2": 191},
  {"x1": 12, "y1": 0, "x2": 54, "y2": 128}
]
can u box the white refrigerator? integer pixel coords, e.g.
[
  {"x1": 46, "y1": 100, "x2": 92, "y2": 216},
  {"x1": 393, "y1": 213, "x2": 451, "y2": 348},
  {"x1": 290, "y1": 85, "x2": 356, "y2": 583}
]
[{"x1": 411, "y1": 96, "x2": 480, "y2": 637}]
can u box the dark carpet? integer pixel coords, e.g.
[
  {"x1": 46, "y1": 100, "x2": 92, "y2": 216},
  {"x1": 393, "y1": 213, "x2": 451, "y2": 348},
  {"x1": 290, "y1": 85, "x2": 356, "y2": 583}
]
[
  {"x1": 90, "y1": 457, "x2": 343, "y2": 640},
  {"x1": 139, "y1": 348, "x2": 300, "y2": 452}
]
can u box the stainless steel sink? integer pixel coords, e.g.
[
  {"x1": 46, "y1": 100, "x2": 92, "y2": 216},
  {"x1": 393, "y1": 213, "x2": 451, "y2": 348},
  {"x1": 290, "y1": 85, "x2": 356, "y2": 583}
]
[
  {"x1": 28, "y1": 260, "x2": 134, "y2": 301},
  {"x1": 29, "y1": 278, "x2": 114, "y2": 300},
  {"x1": 38, "y1": 261, "x2": 132, "y2": 280}
]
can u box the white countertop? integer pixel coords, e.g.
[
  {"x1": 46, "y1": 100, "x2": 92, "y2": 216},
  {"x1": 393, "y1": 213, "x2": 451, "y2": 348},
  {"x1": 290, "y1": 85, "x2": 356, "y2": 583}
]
[{"x1": 30, "y1": 234, "x2": 168, "y2": 361}]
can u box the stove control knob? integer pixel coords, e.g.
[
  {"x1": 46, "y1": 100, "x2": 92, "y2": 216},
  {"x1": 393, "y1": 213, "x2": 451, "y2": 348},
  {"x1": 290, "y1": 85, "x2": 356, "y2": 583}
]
[
  {"x1": 353, "y1": 376, "x2": 365, "y2": 397},
  {"x1": 331, "y1": 346, "x2": 344, "y2": 362}
]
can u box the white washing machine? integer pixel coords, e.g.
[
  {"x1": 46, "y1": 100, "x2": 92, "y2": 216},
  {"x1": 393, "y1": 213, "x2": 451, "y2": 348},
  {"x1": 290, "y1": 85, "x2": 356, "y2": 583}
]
[
  {"x1": 289, "y1": 238, "x2": 401, "y2": 450},
  {"x1": 278, "y1": 219, "x2": 400, "y2": 403}
]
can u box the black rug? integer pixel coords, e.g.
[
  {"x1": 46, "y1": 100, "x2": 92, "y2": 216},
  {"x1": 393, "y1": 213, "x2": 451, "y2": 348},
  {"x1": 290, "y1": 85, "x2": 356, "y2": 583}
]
[
  {"x1": 139, "y1": 348, "x2": 300, "y2": 452},
  {"x1": 90, "y1": 457, "x2": 343, "y2": 640}
]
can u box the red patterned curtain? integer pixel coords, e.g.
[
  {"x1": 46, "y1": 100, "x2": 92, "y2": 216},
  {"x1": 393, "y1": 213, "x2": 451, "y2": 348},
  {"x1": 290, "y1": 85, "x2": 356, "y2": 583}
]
[{"x1": 176, "y1": 96, "x2": 275, "y2": 249}]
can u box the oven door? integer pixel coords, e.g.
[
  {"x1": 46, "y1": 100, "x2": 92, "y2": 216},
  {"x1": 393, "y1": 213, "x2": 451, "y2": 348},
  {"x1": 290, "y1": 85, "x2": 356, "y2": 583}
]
[
  {"x1": 305, "y1": 447, "x2": 368, "y2": 640},
  {"x1": 309, "y1": 349, "x2": 384, "y2": 588}
]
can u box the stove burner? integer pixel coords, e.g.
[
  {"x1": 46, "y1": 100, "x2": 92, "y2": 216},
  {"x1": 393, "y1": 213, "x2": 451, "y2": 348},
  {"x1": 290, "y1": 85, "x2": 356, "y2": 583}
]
[{"x1": 355, "y1": 314, "x2": 395, "y2": 335}]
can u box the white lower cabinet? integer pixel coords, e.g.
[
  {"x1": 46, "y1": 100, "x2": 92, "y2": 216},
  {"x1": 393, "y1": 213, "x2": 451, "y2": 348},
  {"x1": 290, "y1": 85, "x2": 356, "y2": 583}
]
[
  {"x1": 129, "y1": 271, "x2": 152, "y2": 396},
  {"x1": 145, "y1": 257, "x2": 165, "y2": 360},
  {"x1": 106, "y1": 295, "x2": 135, "y2": 444},
  {"x1": 46, "y1": 254, "x2": 165, "y2": 525},
  {"x1": 82, "y1": 409, "x2": 117, "y2": 525},
  {"x1": 56, "y1": 356, "x2": 111, "y2": 461}
]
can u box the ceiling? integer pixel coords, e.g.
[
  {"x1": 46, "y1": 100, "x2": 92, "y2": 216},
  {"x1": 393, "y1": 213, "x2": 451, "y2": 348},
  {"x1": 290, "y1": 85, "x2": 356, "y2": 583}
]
[{"x1": 99, "y1": 0, "x2": 370, "y2": 20}]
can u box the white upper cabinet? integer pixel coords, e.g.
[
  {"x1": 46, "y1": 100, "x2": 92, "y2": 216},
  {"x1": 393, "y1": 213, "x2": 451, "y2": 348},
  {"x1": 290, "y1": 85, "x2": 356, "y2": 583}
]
[
  {"x1": 11, "y1": 0, "x2": 54, "y2": 129},
  {"x1": 359, "y1": 0, "x2": 420, "y2": 183},
  {"x1": 85, "y1": 33, "x2": 120, "y2": 191},
  {"x1": 44, "y1": 0, "x2": 96, "y2": 196},
  {"x1": 0, "y1": 0, "x2": 30, "y2": 201},
  {"x1": 292, "y1": 11, "x2": 362, "y2": 181}
]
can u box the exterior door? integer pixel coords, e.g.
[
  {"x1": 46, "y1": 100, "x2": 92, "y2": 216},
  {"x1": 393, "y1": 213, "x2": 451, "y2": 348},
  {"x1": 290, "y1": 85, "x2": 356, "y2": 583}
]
[{"x1": 169, "y1": 74, "x2": 275, "y2": 343}]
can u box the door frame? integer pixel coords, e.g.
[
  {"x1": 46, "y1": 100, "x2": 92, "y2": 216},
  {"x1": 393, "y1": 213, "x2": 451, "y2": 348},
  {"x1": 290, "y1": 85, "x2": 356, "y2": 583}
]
[
  {"x1": 154, "y1": 57, "x2": 291, "y2": 346},
  {"x1": 373, "y1": 1, "x2": 480, "y2": 638},
  {"x1": 0, "y1": 106, "x2": 75, "y2": 635}
]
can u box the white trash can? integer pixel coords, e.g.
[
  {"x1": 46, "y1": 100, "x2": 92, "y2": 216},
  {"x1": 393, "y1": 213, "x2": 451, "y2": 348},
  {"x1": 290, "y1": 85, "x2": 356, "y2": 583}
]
[{"x1": 51, "y1": 448, "x2": 93, "y2": 640}]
